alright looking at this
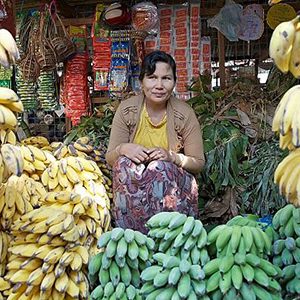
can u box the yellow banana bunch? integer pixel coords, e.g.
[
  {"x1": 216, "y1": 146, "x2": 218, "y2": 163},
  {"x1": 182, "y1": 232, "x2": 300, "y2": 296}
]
[
  {"x1": 0, "y1": 175, "x2": 36, "y2": 230},
  {"x1": 20, "y1": 145, "x2": 55, "y2": 178},
  {"x1": 21, "y1": 136, "x2": 50, "y2": 148},
  {"x1": 0, "y1": 28, "x2": 20, "y2": 69},
  {"x1": 269, "y1": 16, "x2": 300, "y2": 73},
  {"x1": 289, "y1": 22, "x2": 300, "y2": 78},
  {"x1": 274, "y1": 149, "x2": 300, "y2": 206},
  {"x1": 0, "y1": 231, "x2": 10, "y2": 278},
  {"x1": 0, "y1": 144, "x2": 24, "y2": 176},
  {"x1": 0, "y1": 129, "x2": 16, "y2": 145},
  {"x1": 272, "y1": 85, "x2": 300, "y2": 149},
  {"x1": 0, "y1": 87, "x2": 24, "y2": 131}
]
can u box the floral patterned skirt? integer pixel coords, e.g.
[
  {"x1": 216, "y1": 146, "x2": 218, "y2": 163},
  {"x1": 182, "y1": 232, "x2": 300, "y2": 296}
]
[{"x1": 112, "y1": 156, "x2": 199, "y2": 233}]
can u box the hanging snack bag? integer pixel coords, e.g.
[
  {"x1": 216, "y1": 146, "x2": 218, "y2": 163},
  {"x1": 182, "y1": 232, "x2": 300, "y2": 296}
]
[{"x1": 131, "y1": 2, "x2": 159, "y2": 34}]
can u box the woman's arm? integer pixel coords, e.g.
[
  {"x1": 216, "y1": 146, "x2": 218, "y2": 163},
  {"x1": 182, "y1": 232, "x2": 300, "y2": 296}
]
[
  {"x1": 105, "y1": 106, "x2": 149, "y2": 166},
  {"x1": 173, "y1": 110, "x2": 205, "y2": 174},
  {"x1": 105, "y1": 107, "x2": 131, "y2": 166}
]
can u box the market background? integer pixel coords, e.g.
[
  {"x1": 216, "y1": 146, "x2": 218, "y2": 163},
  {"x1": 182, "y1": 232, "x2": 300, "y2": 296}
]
[{"x1": 0, "y1": 0, "x2": 297, "y2": 299}]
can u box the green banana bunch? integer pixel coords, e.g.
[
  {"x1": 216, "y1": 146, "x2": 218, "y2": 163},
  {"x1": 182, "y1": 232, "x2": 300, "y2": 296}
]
[
  {"x1": 89, "y1": 227, "x2": 154, "y2": 299},
  {"x1": 207, "y1": 224, "x2": 272, "y2": 257},
  {"x1": 272, "y1": 204, "x2": 300, "y2": 238},
  {"x1": 146, "y1": 212, "x2": 208, "y2": 265},
  {"x1": 140, "y1": 252, "x2": 206, "y2": 299},
  {"x1": 204, "y1": 253, "x2": 282, "y2": 299}
]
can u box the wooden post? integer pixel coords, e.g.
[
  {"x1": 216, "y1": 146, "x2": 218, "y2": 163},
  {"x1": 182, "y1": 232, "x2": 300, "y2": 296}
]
[{"x1": 218, "y1": 31, "x2": 226, "y2": 89}]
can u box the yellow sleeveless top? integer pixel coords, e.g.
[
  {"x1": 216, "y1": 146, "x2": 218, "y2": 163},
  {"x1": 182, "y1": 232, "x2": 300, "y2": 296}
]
[{"x1": 133, "y1": 104, "x2": 168, "y2": 150}]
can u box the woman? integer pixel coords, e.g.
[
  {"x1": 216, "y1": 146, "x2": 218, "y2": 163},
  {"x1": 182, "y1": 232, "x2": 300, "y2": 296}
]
[{"x1": 106, "y1": 50, "x2": 205, "y2": 233}]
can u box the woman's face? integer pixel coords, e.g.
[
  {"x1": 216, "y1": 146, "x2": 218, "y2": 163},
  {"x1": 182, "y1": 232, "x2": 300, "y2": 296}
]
[{"x1": 141, "y1": 62, "x2": 175, "y2": 105}]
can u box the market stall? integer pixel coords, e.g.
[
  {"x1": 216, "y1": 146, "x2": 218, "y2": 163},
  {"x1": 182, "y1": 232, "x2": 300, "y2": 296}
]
[{"x1": 0, "y1": 0, "x2": 297, "y2": 299}]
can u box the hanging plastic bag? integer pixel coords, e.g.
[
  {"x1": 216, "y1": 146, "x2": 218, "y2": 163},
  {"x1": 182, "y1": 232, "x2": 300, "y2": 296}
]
[
  {"x1": 131, "y1": 2, "x2": 159, "y2": 34},
  {"x1": 207, "y1": 0, "x2": 243, "y2": 41}
]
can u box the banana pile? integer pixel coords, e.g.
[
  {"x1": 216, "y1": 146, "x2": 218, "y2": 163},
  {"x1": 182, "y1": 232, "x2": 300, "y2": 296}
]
[
  {"x1": 0, "y1": 28, "x2": 20, "y2": 69},
  {"x1": 89, "y1": 227, "x2": 155, "y2": 299},
  {"x1": 272, "y1": 204, "x2": 300, "y2": 296},
  {"x1": 140, "y1": 252, "x2": 208, "y2": 300},
  {"x1": 273, "y1": 149, "x2": 300, "y2": 206},
  {"x1": 269, "y1": 15, "x2": 300, "y2": 77},
  {"x1": 4, "y1": 190, "x2": 109, "y2": 299},
  {"x1": 146, "y1": 212, "x2": 209, "y2": 265},
  {"x1": 203, "y1": 253, "x2": 282, "y2": 299}
]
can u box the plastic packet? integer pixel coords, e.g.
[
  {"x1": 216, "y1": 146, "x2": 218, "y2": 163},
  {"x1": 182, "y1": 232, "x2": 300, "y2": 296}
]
[
  {"x1": 131, "y1": 2, "x2": 159, "y2": 34},
  {"x1": 207, "y1": 0, "x2": 243, "y2": 41}
]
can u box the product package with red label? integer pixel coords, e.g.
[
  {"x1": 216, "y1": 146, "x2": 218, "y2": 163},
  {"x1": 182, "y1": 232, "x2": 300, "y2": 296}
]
[
  {"x1": 63, "y1": 52, "x2": 90, "y2": 125},
  {"x1": 63, "y1": 23, "x2": 90, "y2": 127},
  {"x1": 190, "y1": 2, "x2": 201, "y2": 78},
  {"x1": 200, "y1": 36, "x2": 212, "y2": 74},
  {"x1": 158, "y1": 5, "x2": 174, "y2": 55},
  {"x1": 172, "y1": 4, "x2": 190, "y2": 97},
  {"x1": 92, "y1": 4, "x2": 112, "y2": 91},
  {"x1": 108, "y1": 31, "x2": 131, "y2": 99}
]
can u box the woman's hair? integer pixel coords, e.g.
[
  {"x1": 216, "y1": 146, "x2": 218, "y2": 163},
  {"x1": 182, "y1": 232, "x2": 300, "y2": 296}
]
[{"x1": 139, "y1": 50, "x2": 177, "y2": 82}]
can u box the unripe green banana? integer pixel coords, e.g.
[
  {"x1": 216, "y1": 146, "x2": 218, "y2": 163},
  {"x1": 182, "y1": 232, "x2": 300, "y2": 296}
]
[
  {"x1": 178, "y1": 273, "x2": 192, "y2": 298},
  {"x1": 88, "y1": 252, "x2": 103, "y2": 275},
  {"x1": 182, "y1": 216, "x2": 195, "y2": 236},
  {"x1": 111, "y1": 227, "x2": 124, "y2": 242},
  {"x1": 219, "y1": 270, "x2": 231, "y2": 294},
  {"x1": 153, "y1": 269, "x2": 170, "y2": 288},
  {"x1": 120, "y1": 263, "x2": 132, "y2": 286},
  {"x1": 141, "y1": 265, "x2": 162, "y2": 282},
  {"x1": 168, "y1": 266, "x2": 181, "y2": 286},
  {"x1": 231, "y1": 265, "x2": 243, "y2": 290},
  {"x1": 206, "y1": 271, "x2": 221, "y2": 293}
]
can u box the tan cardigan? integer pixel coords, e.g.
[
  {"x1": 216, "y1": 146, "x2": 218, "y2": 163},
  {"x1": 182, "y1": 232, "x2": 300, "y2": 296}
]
[{"x1": 105, "y1": 94, "x2": 205, "y2": 174}]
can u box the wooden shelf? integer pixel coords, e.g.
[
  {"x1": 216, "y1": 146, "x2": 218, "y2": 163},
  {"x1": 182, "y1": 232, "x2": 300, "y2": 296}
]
[{"x1": 91, "y1": 96, "x2": 110, "y2": 104}]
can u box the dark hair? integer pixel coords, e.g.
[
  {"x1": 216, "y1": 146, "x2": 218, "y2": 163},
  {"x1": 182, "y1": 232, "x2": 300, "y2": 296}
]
[{"x1": 139, "y1": 50, "x2": 177, "y2": 82}]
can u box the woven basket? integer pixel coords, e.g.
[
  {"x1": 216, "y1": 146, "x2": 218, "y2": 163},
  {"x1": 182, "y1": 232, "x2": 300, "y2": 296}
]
[
  {"x1": 19, "y1": 53, "x2": 40, "y2": 82},
  {"x1": 35, "y1": 11, "x2": 57, "y2": 71},
  {"x1": 50, "y1": 13, "x2": 76, "y2": 62}
]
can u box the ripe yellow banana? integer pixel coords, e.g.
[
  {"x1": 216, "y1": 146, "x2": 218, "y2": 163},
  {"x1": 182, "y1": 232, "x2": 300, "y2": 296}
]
[
  {"x1": 1, "y1": 144, "x2": 24, "y2": 176},
  {"x1": 279, "y1": 155, "x2": 300, "y2": 196},
  {"x1": 4, "y1": 101, "x2": 24, "y2": 113},
  {"x1": 269, "y1": 16, "x2": 300, "y2": 73},
  {"x1": 0, "y1": 43, "x2": 10, "y2": 69},
  {"x1": 274, "y1": 149, "x2": 300, "y2": 184},
  {"x1": 0, "y1": 104, "x2": 17, "y2": 129},
  {"x1": 0, "y1": 29, "x2": 20, "y2": 61},
  {"x1": 291, "y1": 104, "x2": 300, "y2": 147},
  {"x1": 0, "y1": 87, "x2": 19, "y2": 103},
  {"x1": 285, "y1": 164, "x2": 300, "y2": 204},
  {"x1": 279, "y1": 131, "x2": 295, "y2": 150}
]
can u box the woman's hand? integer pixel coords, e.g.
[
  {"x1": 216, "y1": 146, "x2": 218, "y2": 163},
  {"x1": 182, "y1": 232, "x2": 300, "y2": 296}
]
[
  {"x1": 118, "y1": 143, "x2": 149, "y2": 164},
  {"x1": 147, "y1": 147, "x2": 171, "y2": 162}
]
